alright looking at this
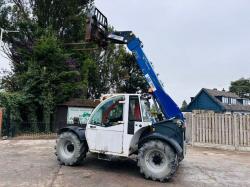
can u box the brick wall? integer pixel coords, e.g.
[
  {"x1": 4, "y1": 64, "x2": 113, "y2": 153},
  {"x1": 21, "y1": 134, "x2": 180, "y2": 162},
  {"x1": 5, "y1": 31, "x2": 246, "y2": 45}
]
[{"x1": 0, "y1": 108, "x2": 2, "y2": 137}]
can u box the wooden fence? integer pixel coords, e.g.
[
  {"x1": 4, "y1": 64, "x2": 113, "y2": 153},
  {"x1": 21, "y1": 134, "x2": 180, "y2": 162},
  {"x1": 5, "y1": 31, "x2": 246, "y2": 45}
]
[{"x1": 185, "y1": 113, "x2": 250, "y2": 151}]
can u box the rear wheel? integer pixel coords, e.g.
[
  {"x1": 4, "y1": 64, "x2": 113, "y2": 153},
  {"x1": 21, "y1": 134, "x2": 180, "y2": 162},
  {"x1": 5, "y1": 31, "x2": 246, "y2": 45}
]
[
  {"x1": 138, "y1": 140, "x2": 178, "y2": 182},
  {"x1": 56, "y1": 132, "x2": 87, "y2": 166}
]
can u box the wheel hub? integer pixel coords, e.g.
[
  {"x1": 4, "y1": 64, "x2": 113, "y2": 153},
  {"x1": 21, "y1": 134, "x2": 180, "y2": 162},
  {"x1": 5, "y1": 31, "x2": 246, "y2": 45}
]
[
  {"x1": 67, "y1": 144, "x2": 74, "y2": 153},
  {"x1": 62, "y1": 140, "x2": 75, "y2": 157},
  {"x1": 152, "y1": 153, "x2": 163, "y2": 165},
  {"x1": 145, "y1": 149, "x2": 167, "y2": 172}
]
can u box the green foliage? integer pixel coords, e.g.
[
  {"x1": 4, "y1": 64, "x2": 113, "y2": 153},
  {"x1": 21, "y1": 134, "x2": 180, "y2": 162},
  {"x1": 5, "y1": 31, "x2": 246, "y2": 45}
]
[
  {"x1": 0, "y1": 0, "x2": 10, "y2": 29},
  {"x1": 229, "y1": 78, "x2": 250, "y2": 99},
  {"x1": 0, "y1": 91, "x2": 25, "y2": 133},
  {"x1": 33, "y1": 0, "x2": 92, "y2": 41},
  {"x1": 86, "y1": 45, "x2": 148, "y2": 98},
  {"x1": 117, "y1": 48, "x2": 148, "y2": 93},
  {"x1": 0, "y1": 92, "x2": 24, "y2": 119},
  {"x1": 181, "y1": 100, "x2": 188, "y2": 111},
  {"x1": 0, "y1": 0, "x2": 148, "y2": 133}
]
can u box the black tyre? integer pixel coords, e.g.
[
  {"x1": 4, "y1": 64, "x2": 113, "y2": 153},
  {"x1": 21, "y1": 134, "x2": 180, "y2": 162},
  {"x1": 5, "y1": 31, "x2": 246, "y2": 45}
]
[
  {"x1": 56, "y1": 131, "x2": 87, "y2": 166},
  {"x1": 138, "y1": 140, "x2": 178, "y2": 182}
]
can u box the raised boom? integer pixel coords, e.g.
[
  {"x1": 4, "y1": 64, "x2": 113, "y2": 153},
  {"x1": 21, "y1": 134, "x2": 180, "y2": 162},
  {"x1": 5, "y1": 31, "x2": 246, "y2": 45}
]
[{"x1": 85, "y1": 7, "x2": 184, "y2": 121}]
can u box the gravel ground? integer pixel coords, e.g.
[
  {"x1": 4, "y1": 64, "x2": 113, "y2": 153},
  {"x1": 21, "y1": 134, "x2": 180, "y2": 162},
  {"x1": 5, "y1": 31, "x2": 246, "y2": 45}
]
[{"x1": 0, "y1": 140, "x2": 250, "y2": 187}]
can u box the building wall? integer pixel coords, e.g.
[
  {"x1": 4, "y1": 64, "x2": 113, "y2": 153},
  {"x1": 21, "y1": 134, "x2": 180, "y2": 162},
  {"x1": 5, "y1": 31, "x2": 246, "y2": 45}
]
[
  {"x1": 55, "y1": 106, "x2": 68, "y2": 130},
  {"x1": 55, "y1": 106, "x2": 95, "y2": 130}
]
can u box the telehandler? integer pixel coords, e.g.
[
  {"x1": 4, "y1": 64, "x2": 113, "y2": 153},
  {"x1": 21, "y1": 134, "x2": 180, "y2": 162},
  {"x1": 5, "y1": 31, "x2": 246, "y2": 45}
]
[{"x1": 56, "y1": 6, "x2": 186, "y2": 182}]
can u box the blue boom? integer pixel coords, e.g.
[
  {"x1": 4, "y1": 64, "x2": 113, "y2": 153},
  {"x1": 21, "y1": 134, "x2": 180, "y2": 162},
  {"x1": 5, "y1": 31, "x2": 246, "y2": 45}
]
[{"x1": 127, "y1": 37, "x2": 184, "y2": 121}]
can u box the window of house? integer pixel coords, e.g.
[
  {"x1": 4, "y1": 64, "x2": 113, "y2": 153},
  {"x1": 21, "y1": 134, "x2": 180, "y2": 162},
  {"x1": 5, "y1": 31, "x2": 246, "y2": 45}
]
[
  {"x1": 231, "y1": 98, "x2": 237, "y2": 105},
  {"x1": 90, "y1": 95, "x2": 124, "y2": 127},
  {"x1": 222, "y1": 97, "x2": 229, "y2": 104},
  {"x1": 243, "y1": 99, "x2": 250, "y2": 105}
]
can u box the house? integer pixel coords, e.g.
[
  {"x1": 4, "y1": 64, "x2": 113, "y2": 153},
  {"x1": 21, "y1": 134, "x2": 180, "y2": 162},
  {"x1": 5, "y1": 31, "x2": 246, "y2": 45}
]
[
  {"x1": 185, "y1": 88, "x2": 250, "y2": 114},
  {"x1": 55, "y1": 98, "x2": 100, "y2": 130}
]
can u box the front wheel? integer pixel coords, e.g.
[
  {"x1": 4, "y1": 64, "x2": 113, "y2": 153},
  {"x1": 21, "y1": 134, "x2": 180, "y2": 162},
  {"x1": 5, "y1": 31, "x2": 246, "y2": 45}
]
[
  {"x1": 56, "y1": 132, "x2": 87, "y2": 166},
  {"x1": 138, "y1": 140, "x2": 178, "y2": 182}
]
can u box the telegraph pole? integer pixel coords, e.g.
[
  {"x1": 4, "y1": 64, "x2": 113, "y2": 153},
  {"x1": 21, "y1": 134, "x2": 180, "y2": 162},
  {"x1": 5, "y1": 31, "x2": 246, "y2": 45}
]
[{"x1": 0, "y1": 28, "x2": 4, "y2": 45}]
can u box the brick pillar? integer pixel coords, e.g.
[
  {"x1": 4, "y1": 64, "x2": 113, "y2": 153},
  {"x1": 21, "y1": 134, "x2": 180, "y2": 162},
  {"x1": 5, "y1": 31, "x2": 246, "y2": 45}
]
[{"x1": 0, "y1": 108, "x2": 2, "y2": 137}]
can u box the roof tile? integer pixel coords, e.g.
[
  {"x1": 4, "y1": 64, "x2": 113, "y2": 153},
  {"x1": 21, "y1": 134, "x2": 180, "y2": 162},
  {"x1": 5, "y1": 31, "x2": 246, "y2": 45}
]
[{"x1": 204, "y1": 88, "x2": 250, "y2": 112}]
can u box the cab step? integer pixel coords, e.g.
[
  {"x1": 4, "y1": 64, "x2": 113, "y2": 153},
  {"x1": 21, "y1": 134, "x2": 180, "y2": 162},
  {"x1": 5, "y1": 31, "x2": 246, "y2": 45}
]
[{"x1": 98, "y1": 153, "x2": 111, "y2": 161}]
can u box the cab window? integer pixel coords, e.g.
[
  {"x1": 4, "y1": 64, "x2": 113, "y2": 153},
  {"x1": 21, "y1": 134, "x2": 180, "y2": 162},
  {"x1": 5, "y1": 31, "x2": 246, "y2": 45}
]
[
  {"x1": 129, "y1": 96, "x2": 142, "y2": 121},
  {"x1": 90, "y1": 96, "x2": 124, "y2": 127},
  {"x1": 141, "y1": 99, "x2": 152, "y2": 122}
]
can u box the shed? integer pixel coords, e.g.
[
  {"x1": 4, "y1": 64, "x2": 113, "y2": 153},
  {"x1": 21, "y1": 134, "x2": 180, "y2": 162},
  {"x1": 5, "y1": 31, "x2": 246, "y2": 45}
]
[{"x1": 55, "y1": 98, "x2": 100, "y2": 130}]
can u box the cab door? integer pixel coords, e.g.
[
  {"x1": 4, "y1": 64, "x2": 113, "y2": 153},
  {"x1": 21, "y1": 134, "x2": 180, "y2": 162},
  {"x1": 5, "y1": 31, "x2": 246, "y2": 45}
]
[{"x1": 86, "y1": 95, "x2": 125, "y2": 154}]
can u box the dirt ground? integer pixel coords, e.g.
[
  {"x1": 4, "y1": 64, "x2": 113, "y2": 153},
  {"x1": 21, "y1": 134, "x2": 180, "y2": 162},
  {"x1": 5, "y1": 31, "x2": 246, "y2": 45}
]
[{"x1": 0, "y1": 140, "x2": 249, "y2": 187}]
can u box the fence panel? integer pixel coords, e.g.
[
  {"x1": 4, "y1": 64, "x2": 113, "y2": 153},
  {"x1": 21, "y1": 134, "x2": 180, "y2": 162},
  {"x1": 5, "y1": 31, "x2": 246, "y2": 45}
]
[
  {"x1": 248, "y1": 116, "x2": 250, "y2": 146},
  {"x1": 185, "y1": 113, "x2": 250, "y2": 151},
  {"x1": 1, "y1": 120, "x2": 56, "y2": 138}
]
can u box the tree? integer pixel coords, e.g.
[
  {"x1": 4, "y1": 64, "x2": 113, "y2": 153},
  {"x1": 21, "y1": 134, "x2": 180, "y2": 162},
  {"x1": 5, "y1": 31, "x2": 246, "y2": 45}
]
[
  {"x1": 0, "y1": 0, "x2": 93, "y2": 132},
  {"x1": 86, "y1": 44, "x2": 148, "y2": 98},
  {"x1": 0, "y1": 92, "x2": 25, "y2": 135},
  {"x1": 229, "y1": 78, "x2": 250, "y2": 99},
  {"x1": 0, "y1": 0, "x2": 93, "y2": 90},
  {"x1": 181, "y1": 100, "x2": 188, "y2": 111},
  {"x1": 0, "y1": 0, "x2": 148, "y2": 133},
  {"x1": 117, "y1": 48, "x2": 148, "y2": 94}
]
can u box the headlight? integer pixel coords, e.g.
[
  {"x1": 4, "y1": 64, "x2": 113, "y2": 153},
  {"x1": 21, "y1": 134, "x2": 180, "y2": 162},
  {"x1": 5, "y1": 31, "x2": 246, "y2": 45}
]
[{"x1": 176, "y1": 119, "x2": 184, "y2": 127}]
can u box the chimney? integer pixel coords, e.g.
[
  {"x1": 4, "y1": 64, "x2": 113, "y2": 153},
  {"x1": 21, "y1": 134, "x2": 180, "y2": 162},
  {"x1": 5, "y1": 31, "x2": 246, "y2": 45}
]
[{"x1": 222, "y1": 88, "x2": 225, "y2": 92}]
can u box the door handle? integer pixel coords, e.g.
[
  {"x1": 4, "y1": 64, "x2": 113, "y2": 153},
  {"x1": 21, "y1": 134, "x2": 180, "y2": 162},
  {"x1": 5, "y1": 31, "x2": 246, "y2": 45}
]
[{"x1": 90, "y1": 125, "x2": 96, "y2": 129}]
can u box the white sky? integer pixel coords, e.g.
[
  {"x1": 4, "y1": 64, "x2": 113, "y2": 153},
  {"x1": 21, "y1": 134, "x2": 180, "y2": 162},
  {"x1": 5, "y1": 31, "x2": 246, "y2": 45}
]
[
  {"x1": 95, "y1": 0, "x2": 250, "y2": 106},
  {"x1": 1, "y1": 0, "x2": 250, "y2": 106},
  {"x1": 0, "y1": 49, "x2": 10, "y2": 69}
]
